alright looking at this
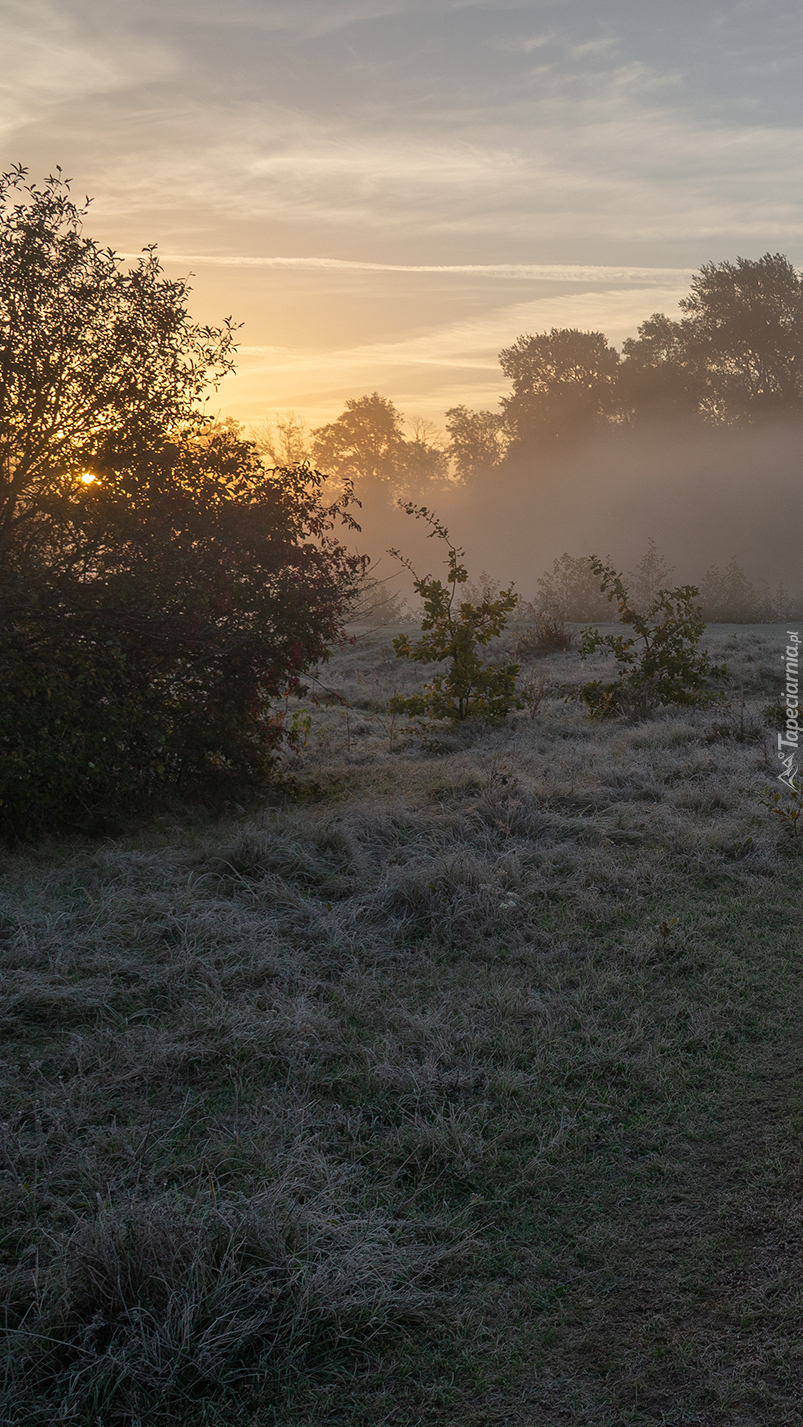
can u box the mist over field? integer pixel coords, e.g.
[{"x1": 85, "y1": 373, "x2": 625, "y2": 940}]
[
  {"x1": 352, "y1": 421, "x2": 803, "y2": 604},
  {"x1": 5, "y1": 0, "x2": 803, "y2": 1410}
]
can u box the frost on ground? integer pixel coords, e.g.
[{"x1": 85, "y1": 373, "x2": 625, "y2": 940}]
[{"x1": 1, "y1": 625, "x2": 801, "y2": 1426}]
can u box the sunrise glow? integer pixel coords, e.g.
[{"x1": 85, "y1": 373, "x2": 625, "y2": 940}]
[{"x1": 4, "y1": 3, "x2": 801, "y2": 432}]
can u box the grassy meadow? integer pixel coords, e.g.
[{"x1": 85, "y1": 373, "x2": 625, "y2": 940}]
[{"x1": 1, "y1": 622, "x2": 802, "y2": 1426}]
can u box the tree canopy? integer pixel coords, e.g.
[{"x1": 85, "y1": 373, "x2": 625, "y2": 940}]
[
  {"x1": 311, "y1": 393, "x2": 405, "y2": 489},
  {"x1": 498, "y1": 328, "x2": 621, "y2": 455},
  {"x1": 310, "y1": 393, "x2": 448, "y2": 499},
  {"x1": 0, "y1": 166, "x2": 237, "y2": 573},
  {"x1": 621, "y1": 253, "x2": 803, "y2": 425},
  {"x1": 444, "y1": 405, "x2": 506, "y2": 480},
  {"x1": 679, "y1": 253, "x2": 803, "y2": 421},
  {"x1": 442, "y1": 253, "x2": 803, "y2": 469},
  {"x1": 0, "y1": 168, "x2": 363, "y2": 837}
]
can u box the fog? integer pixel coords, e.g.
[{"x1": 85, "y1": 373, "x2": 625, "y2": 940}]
[{"x1": 352, "y1": 421, "x2": 803, "y2": 604}]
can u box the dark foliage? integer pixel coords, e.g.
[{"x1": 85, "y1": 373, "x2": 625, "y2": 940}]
[
  {"x1": 389, "y1": 505, "x2": 521, "y2": 721},
  {"x1": 310, "y1": 393, "x2": 448, "y2": 501},
  {"x1": 618, "y1": 312, "x2": 705, "y2": 423},
  {"x1": 621, "y1": 253, "x2": 803, "y2": 425},
  {"x1": 0, "y1": 170, "x2": 363, "y2": 837},
  {"x1": 498, "y1": 328, "x2": 621, "y2": 455},
  {"x1": 444, "y1": 404, "x2": 506, "y2": 479},
  {"x1": 577, "y1": 558, "x2": 725, "y2": 717},
  {"x1": 514, "y1": 612, "x2": 574, "y2": 658}
]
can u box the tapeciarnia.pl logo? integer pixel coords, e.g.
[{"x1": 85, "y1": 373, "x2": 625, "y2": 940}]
[{"x1": 777, "y1": 629, "x2": 800, "y2": 790}]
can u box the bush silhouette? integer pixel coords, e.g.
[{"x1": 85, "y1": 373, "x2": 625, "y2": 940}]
[{"x1": 0, "y1": 170, "x2": 363, "y2": 836}]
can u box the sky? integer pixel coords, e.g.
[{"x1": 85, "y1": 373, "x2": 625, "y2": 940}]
[{"x1": 3, "y1": 0, "x2": 803, "y2": 433}]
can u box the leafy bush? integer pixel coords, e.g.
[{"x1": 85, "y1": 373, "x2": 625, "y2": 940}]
[
  {"x1": 0, "y1": 437, "x2": 363, "y2": 837},
  {"x1": 535, "y1": 552, "x2": 613, "y2": 622},
  {"x1": 760, "y1": 781, "x2": 803, "y2": 840},
  {"x1": 699, "y1": 558, "x2": 796, "y2": 623},
  {"x1": 388, "y1": 504, "x2": 521, "y2": 721},
  {"x1": 0, "y1": 170, "x2": 363, "y2": 837},
  {"x1": 577, "y1": 558, "x2": 724, "y2": 718}
]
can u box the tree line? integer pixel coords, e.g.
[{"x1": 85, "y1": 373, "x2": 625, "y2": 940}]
[
  {"x1": 2, "y1": 164, "x2": 800, "y2": 835},
  {"x1": 265, "y1": 252, "x2": 803, "y2": 490}
]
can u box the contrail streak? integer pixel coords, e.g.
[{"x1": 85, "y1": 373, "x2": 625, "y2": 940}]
[{"x1": 124, "y1": 254, "x2": 692, "y2": 283}]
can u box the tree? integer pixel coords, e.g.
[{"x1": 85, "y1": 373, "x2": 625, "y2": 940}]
[
  {"x1": 251, "y1": 411, "x2": 309, "y2": 466},
  {"x1": 620, "y1": 255, "x2": 803, "y2": 425},
  {"x1": 0, "y1": 166, "x2": 237, "y2": 585},
  {"x1": 389, "y1": 505, "x2": 521, "y2": 721},
  {"x1": 0, "y1": 169, "x2": 363, "y2": 836},
  {"x1": 535, "y1": 551, "x2": 613, "y2": 623},
  {"x1": 625, "y1": 538, "x2": 675, "y2": 612},
  {"x1": 679, "y1": 253, "x2": 803, "y2": 422},
  {"x1": 310, "y1": 395, "x2": 449, "y2": 501},
  {"x1": 395, "y1": 417, "x2": 450, "y2": 498},
  {"x1": 444, "y1": 405, "x2": 506, "y2": 479},
  {"x1": 619, "y1": 313, "x2": 704, "y2": 423},
  {"x1": 498, "y1": 328, "x2": 620, "y2": 455},
  {"x1": 310, "y1": 393, "x2": 406, "y2": 493},
  {"x1": 698, "y1": 558, "x2": 782, "y2": 623}
]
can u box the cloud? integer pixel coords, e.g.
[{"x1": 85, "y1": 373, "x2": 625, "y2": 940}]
[
  {"x1": 238, "y1": 284, "x2": 691, "y2": 368},
  {"x1": 55, "y1": 28, "x2": 800, "y2": 258},
  {"x1": 152, "y1": 255, "x2": 692, "y2": 284},
  {"x1": 8, "y1": 0, "x2": 803, "y2": 261},
  {"x1": 0, "y1": 0, "x2": 176, "y2": 136},
  {"x1": 215, "y1": 282, "x2": 693, "y2": 427},
  {"x1": 87, "y1": 96, "x2": 803, "y2": 257},
  {"x1": 7, "y1": 0, "x2": 803, "y2": 429},
  {"x1": 495, "y1": 31, "x2": 555, "y2": 55},
  {"x1": 571, "y1": 37, "x2": 617, "y2": 59},
  {"x1": 124, "y1": 0, "x2": 496, "y2": 40}
]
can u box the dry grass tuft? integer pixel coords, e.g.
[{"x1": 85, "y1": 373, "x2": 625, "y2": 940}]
[
  {"x1": 3, "y1": 1188, "x2": 459, "y2": 1423},
  {"x1": 513, "y1": 613, "x2": 575, "y2": 658}
]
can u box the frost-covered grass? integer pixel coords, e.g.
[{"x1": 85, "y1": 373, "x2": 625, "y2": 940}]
[{"x1": 1, "y1": 625, "x2": 801, "y2": 1425}]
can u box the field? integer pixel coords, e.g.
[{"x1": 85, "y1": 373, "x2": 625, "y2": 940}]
[{"x1": 1, "y1": 623, "x2": 802, "y2": 1426}]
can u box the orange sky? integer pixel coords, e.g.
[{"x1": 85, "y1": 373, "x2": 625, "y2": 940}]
[{"x1": 4, "y1": 0, "x2": 803, "y2": 434}]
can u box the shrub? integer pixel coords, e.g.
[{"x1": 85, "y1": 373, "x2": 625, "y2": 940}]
[
  {"x1": 0, "y1": 170, "x2": 363, "y2": 837},
  {"x1": 0, "y1": 438, "x2": 363, "y2": 838},
  {"x1": 515, "y1": 611, "x2": 575, "y2": 657},
  {"x1": 577, "y1": 557, "x2": 725, "y2": 718},
  {"x1": 388, "y1": 504, "x2": 521, "y2": 721},
  {"x1": 535, "y1": 552, "x2": 612, "y2": 622},
  {"x1": 760, "y1": 781, "x2": 803, "y2": 840},
  {"x1": 699, "y1": 558, "x2": 795, "y2": 623}
]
